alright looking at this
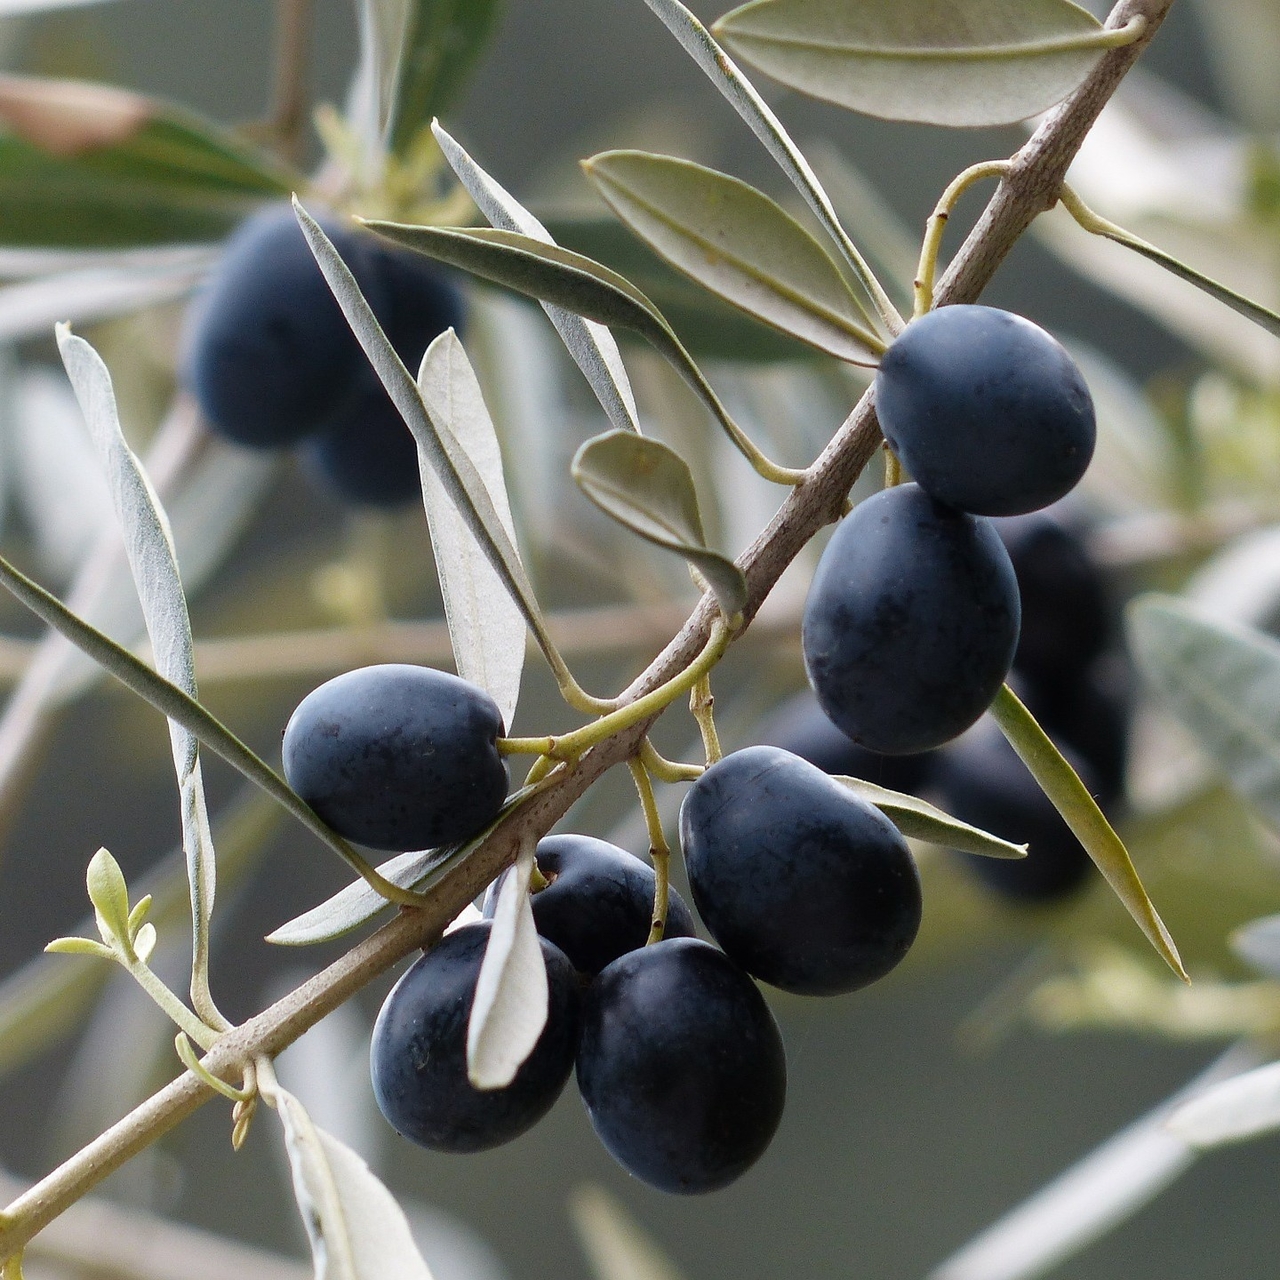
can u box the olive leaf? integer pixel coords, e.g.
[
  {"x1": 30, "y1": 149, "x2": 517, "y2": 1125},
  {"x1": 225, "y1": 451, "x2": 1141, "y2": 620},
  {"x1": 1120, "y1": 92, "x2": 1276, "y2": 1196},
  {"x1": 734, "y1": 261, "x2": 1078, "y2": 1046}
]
[
  {"x1": 467, "y1": 839, "x2": 547, "y2": 1089},
  {"x1": 387, "y1": 2, "x2": 503, "y2": 155},
  {"x1": 417, "y1": 330, "x2": 525, "y2": 728},
  {"x1": 713, "y1": 0, "x2": 1133, "y2": 128},
  {"x1": 0, "y1": 74, "x2": 294, "y2": 247},
  {"x1": 57, "y1": 326, "x2": 219, "y2": 1018},
  {"x1": 988, "y1": 684, "x2": 1186, "y2": 981},
  {"x1": 832, "y1": 776, "x2": 1027, "y2": 859},
  {"x1": 362, "y1": 219, "x2": 780, "y2": 475},
  {"x1": 1232, "y1": 914, "x2": 1280, "y2": 981},
  {"x1": 266, "y1": 1080, "x2": 434, "y2": 1280},
  {"x1": 582, "y1": 150, "x2": 883, "y2": 364},
  {"x1": 638, "y1": 0, "x2": 901, "y2": 332},
  {"x1": 1126, "y1": 595, "x2": 1280, "y2": 834},
  {"x1": 432, "y1": 120, "x2": 642, "y2": 432},
  {"x1": 542, "y1": 215, "x2": 821, "y2": 361},
  {"x1": 929, "y1": 1044, "x2": 1261, "y2": 1280},
  {"x1": 1165, "y1": 1059, "x2": 1280, "y2": 1149},
  {"x1": 297, "y1": 200, "x2": 580, "y2": 697},
  {"x1": 572, "y1": 430, "x2": 748, "y2": 618},
  {"x1": 85, "y1": 849, "x2": 131, "y2": 948}
]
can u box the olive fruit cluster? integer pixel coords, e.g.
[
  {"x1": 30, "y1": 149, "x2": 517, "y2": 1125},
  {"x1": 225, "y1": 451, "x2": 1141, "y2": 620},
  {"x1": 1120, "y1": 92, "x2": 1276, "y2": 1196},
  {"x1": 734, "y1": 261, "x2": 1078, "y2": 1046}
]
[
  {"x1": 803, "y1": 306, "x2": 1097, "y2": 757},
  {"x1": 183, "y1": 203, "x2": 463, "y2": 507}
]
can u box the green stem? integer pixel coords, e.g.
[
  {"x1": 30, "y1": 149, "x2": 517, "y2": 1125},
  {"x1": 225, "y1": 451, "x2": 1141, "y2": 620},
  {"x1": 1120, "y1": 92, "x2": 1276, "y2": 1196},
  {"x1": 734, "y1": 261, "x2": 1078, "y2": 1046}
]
[
  {"x1": 639, "y1": 737, "x2": 704, "y2": 783},
  {"x1": 914, "y1": 161, "x2": 1011, "y2": 317},
  {"x1": 628, "y1": 758, "x2": 672, "y2": 945},
  {"x1": 989, "y1": 683, "x2": 1187, "y2": 982},
  {"x1": 0, "y1": 553, "x2": 425, "y2": 910},
  {"x1": 174, "y1": 1033, "x2": 252, "y2": 1101},
  {"x1": 498, "y1": 736, "x2": 558, "y2": 756},
  {"x1": 883, "y1": 447, "x2": 903, "y2": 488},
  {"x1": 123, "y1": 956, "x2": 220, "y2": 1050},
  {"x1": 690, "y1": 676, "x2": 722, "y2": 765}
]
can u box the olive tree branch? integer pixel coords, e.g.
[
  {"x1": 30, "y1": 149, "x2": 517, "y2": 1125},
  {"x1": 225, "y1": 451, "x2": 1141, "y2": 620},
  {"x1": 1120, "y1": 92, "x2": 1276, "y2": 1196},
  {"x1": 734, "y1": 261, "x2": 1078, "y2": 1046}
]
[{"x1": 0, "y1": 0, "x2": 1173, "y2": 1259}]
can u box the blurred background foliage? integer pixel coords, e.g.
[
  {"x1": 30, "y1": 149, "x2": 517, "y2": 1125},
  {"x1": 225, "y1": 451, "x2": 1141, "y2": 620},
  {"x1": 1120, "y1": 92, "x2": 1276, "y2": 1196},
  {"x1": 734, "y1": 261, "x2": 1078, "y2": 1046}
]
[{"x1": 0, "y1": 1, "x2": 1276, "y2": 1279}]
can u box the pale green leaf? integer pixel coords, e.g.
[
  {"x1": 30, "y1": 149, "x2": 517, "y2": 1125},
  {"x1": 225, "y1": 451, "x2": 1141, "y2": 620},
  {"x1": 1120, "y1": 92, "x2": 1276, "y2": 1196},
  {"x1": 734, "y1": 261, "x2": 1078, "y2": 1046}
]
[
  {"x1": 467, "y1": 840, "x2": 547, "y2": 1089},
  {"x1": 1232, "y1": 913, "x2": 1280, "y2": 981},
  {"x1": 989, "y1": 684, "x2": 1185, "y2": 980},
  {"x1": 416, "y1": 330, "x2": 524, "y2": 727},
  {"x1": 832, "y1": 775, "x2": 1027, "y2": 859},
  {"x1": 132, "y1": 922, "x2": 157, "y2": 964},
  {"x1": 388, "y1": 2, "x2": 504, "y2": 154},
  {"x1": 296, "y1": 201, "x2": 574, "y2": 691},
  {"x1": 1127, "y1": 595, "x2": 1280, "y2": 833},
  {"x1": 583, "y1": 150, "x2": 882, "y2": 364},
  {"x1": 0, "y1": 74, "x2": 294, "y2": 246},
  {"x1": 56, "y1": 326, "x2": 218, "y2": 1004},
  {"x1": 44, "y1": 937, "x2": 113, "y2": 960},
  {"x1": 85, "y1": 848, "x2": 130, "y2": 947},
  {"x1": 930, "y1": 1045, "x2": 1259, "y2": 1280},
  {"x1": 126, "y1": 894, "x2": 152, "y2": 938},
  {"x1": 569, "y1": 1184, "x2": 687, "y2": 1280},
  {"x1": 639, "y1": 0, "x2": 901, "y2": 330},
  {"x1": 1166, "y1": 1059, "x2": 1280, "y2": 1148},
  {"x1": 714, "y1": 0, "x2": 1125, "y2": 128},
  {"x1": 571, "y1": 430, "x2": 748, "y2": 617},
  {"x1": 432, "y1": 121, "x2": 642, "y2": 430},
  {"x1": 360, "y1": 217, "x2": 789, "y2": 483},
  {"x1": 269, "y1": 1083, "x2": 434, "y2": 1280}
]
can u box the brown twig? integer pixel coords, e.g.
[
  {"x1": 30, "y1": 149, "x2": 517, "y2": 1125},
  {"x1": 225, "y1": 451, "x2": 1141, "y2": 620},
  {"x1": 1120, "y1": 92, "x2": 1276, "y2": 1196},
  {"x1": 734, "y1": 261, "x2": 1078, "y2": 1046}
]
[{"x1": 0, "y1": 0, "x2": 1175, "y2": 1259}]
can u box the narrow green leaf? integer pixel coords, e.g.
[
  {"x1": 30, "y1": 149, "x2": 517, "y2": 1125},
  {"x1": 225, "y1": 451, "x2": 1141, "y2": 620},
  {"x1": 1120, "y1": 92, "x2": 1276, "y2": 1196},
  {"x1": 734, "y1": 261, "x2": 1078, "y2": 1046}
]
[
  {"x1": 56, "y1": 326, "x2": 218, "y2": 1015},
  {"x1": 714, "y1": 0, "x2": 1130, "y2": 128},
  {"x1": 0, "y1": 74, "x2": 295, "y2": 247},
  {"x1": 1060, "y1": 186, "x2": 1280, "y2": 343},
  {"x1": 1127, "y1": 595, "x2": 1280, "y2": 834},
  {"x1": 0, "y1": 549, "x2": 404, "y2": 900},
  {"x1": 267, "y1": 1083, "x2": 434, "y2": 1280},
  {"x1": 832, "y1": 776, "x2": 1027, "y2": 859},
  {"x1": 467, "y1": 840, "x2": 546, "y2": 1089},
  {"x1": 361, "y1": 218, "x2": 791, "y2": 477},
  {"x1": 417, "y1": 330, "x2": 525, "y2": 726},
  {"x1": 44, "y1": 937, "x2": 114, "y2": 960},
  {"x1": 85, "y1": 848, "x2": 130, "y2": 947},
  {"x1": 388, "y1": 1, "x2": 504, "y2": 154},
  {"x1": 988, "y1": 683, "x2": 1186, "y2": 980},
  {"x1": 432, "y1": 121, "x2": 642, "y2": 430},
  {"x1": 543, "y1": 214, "x2": 822, "y2": 361},
  {"x1": 638, "y1": 0, "x2": 902, "y2": 332},
  {"x1": 583, "y1": 150, "x2": 883, "y2": 364},
  {"x1": 296, "y1": 201, "x2": 579, "y2": 692},
  {"x1": 572, "y1": 431, "x2": 748, "y2": 617}
]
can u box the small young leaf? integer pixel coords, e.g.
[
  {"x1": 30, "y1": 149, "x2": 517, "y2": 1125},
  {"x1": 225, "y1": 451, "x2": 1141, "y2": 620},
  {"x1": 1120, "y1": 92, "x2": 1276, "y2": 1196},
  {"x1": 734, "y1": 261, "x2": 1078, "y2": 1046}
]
[
  {"x1": 929, "y1": 1045, "x2": 1260, "y2": 1280},
  {"x1": 989, "y1": 684, "x2": 1186, "y2": 980},
  {"x1": 44, "y1": 937, "x2": 114, "y2": 960},
  {"x1": 126, "y1": 894, "x2": 152, "y2": 939},
  {"x1": 268, "y1": 1082, "x2": 434, "y2": 1280},
  {"x1": 467, "y1": 839, "x2": 547, "y2": 1090},
  {"x1": 387, "y1": 2, "x2": 503, "y2": 155},
  {"x1": 638, "y1": 0, "x2": 901, "y2": 331},
  {"x1": 417, "y1": 330, "x2": 524, "y2": 727},
  {"x1": 57, "y1": 326, "x2": 219, "y2": 1018},
  {"x1": 571, "y1": 430, "x2": 747, "y2": 617},
  {"x1": 1127, "y1": 595, "x2": 1280, "y2": 834},
  {"x1": 132, "y1": 922, "x2": 157, "y2": 964},
  {"x1": 569, "y1": 1184, "x2": 687, "y2": 1280},
  {"x1": 0, "y1": 74, "x2": 295, "y2": 247},
  {"x1": 1232, "y1": 914, "x2": 1280, "y2": 981},
  {"x1": 832, "y1": 776, "x2": 1027, "y2": 859},
  {"x1": 432, "y1": 121, "x2": 642, "y2": 432},
  {"x1": 714, "y1": 0, "x2": 1127, "y2": 128},
  {"x1": 1165, "y1": 1059, "x2": 1280, "y2": 1149},
  {"x1": 85, "y1": 848, "x2": 130, "y2": 947},
  {"x1": 583, "y1": 150, "x2": 883, "y2": 364}
]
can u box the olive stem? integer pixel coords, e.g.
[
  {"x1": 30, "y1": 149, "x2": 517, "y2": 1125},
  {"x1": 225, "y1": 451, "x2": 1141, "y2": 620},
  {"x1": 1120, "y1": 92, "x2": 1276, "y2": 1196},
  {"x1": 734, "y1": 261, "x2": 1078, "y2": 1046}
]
[
  {"x1": 690, "y1": 676, "x2": 722, "y2": 765},
  {"x1": 914, "y1": 161, "x2": 1011, "y2": 317},
  {"x1": 883, "y1": 446, "x2": 903, "y2": 489},
  {"x1": 639, "y1": 737, "x2": 704, "y2": 783},
  {"x1": 628, "y1": 758, "x2": 672, "y2": 945},
  {"x1": 123, "y1": 953, "x2": 221, "y2": 1051}
]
